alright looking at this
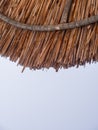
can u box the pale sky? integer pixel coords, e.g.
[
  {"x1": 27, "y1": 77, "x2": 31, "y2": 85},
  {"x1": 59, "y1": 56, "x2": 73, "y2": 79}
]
[{"x1": 0, "y1": 57, "x2": 98, "y2": 130}]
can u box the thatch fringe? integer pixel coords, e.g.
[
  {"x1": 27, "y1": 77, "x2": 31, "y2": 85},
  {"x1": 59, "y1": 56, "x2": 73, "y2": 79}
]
[{"x1": 0, "y1": 0, "x2": 98, "y2": 71}]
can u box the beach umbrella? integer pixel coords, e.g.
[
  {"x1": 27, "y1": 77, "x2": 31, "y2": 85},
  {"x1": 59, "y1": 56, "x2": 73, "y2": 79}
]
[{"x1": 0, "y1": 0, "x2": 98, "y2": 71}]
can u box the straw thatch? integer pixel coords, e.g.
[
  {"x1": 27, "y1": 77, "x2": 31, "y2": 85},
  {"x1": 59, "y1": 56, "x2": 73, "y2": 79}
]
[{"x1": 0, "y1": 0, "x2": 98, "y2": 71}]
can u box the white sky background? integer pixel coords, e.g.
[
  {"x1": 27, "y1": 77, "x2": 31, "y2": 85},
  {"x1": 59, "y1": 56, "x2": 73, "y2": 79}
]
[{"x1": 0, "y1": 57, "x2": 98, "y2": 130}]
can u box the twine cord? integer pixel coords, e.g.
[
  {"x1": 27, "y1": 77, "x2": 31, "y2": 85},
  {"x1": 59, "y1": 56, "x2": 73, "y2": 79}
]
[
  {"x1": 61, "y1": 0, "x2": 73, "y2": 23},
  {"x1": 0, "y1": 13, "x2": 98, "y2": 32}
]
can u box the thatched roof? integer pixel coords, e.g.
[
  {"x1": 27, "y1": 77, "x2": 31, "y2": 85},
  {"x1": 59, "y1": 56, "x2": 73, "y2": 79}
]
[{"x1": 0, "y1": 0, "x2": 98, "y2": 71}]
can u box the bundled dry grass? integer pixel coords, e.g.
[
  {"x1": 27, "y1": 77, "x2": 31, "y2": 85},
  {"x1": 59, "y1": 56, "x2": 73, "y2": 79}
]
[{"x1": 0, "y1": 0, "x2": 98, "y2": 71}]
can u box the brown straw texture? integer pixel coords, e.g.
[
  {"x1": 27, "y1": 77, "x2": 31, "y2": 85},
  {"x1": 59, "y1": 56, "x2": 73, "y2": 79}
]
[{"x1": 0, "y1": 0, "x2": 98, "y2": 71}]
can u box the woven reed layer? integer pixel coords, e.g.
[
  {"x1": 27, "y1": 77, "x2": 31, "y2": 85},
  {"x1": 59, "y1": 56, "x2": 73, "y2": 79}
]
[{"x1": 0, "y1": 0, "x2": 98, "y2": 71}]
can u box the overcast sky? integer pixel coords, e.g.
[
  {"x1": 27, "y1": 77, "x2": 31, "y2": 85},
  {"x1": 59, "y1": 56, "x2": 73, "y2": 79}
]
[{"x1": 0, "y1": 57, "x2": 98, "y2": 130}]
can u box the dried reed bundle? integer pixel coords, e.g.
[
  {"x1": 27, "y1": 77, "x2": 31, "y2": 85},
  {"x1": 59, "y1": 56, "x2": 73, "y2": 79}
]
[{"x1": 0, "y1": 0, "x2": 98, "y2": 71}]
